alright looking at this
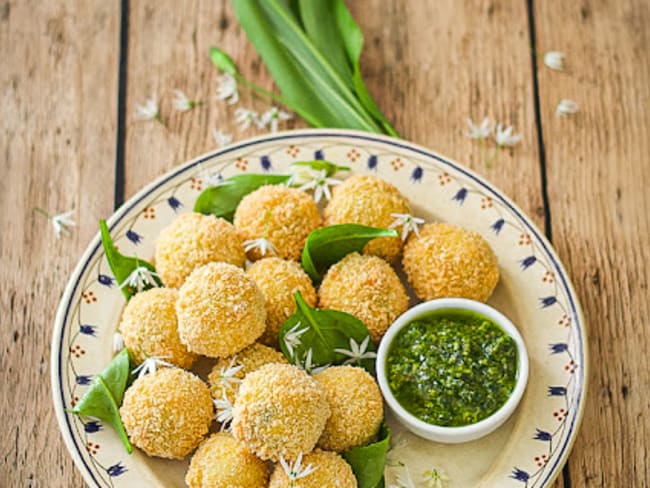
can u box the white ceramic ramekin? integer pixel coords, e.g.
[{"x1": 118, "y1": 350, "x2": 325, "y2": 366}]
[{"x1": 376, "y1": 298, "x2": 529, "y2": 443}]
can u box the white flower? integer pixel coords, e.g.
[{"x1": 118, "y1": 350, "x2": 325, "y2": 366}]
[
  {"x1": 389, "y1": 213, "x2": 425, "y2": 241},
  {"x1": 243, "y1": 237, "x2": 278, "y2": 257},
  {"x1": 334, "y1": 336, "x2": 377, "y2": 366},
  {"x1": 51, "y1": 210, "x2": 76, "y2": 238},
  {"x1": 544, "y1": 51, "x2": 566, "y2": 71},
  {"x1": 215, "y1": 73, "x2": 239, "y2": 105},
  {"x1": 393, "y1": 467, "x2": 416, "y2": 488},
  {"x1": 234, "y1": 108, "x2": 260, "y2": 131},
  {"x1": 258, "y1": 106, "x2": 292, "y2": 133},
  {"x1": 134, "y1": 95, "x2": 160, "y2": 121},
  {"x1": 465, "y1": 117, "x2": 491, "y2": 139},
  {"x1": 213, "y1": 395, "x2": 234, "y2": 431},
  {"x1": 283, "y1": 322, "x2": 309, "y2": 358},
  {"x1": 212, "y1": 129, "x2": 233, "y2": 147},
  {"x1": 279, "y1": 452, "x2": 318, "y2": 482},
  {"x1": 112, "y1": 333, "x2": 124, "y2": 353},
  {"x1": 119, "y1": 266, "x2": 160, "y2": 293},
  {"x1": 216, "y1": 357, "x2": 244, "y2": 391},
  {"x1": 296, "y1": 169, "x2": 342, "y2": 203},
  {"x1": 423, "y1": 467, "x2": 450, "y2": 488},
  {"x1": 132, "y1": 356, "x2": 174, "y2": 379},
  {"x1": 556, "y1": 99, "x2": 579, "y2": 116},
  {"x1": 172, "y1": 90, "x2": 198, "y2": 112},
  {"x1": 296, "y1": 348, "x2": 330, "y2": 375},
  {"x1": 495, "y1": 123, "x2": 522, "y2": 147}
]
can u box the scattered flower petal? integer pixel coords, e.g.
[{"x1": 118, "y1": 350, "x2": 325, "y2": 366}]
[
  {"x1": 465, "y1": 117, "x2": 492, "y2": 139},
  {"x1": 544, "y1": 51, "x2": 566, "y2": 71},
  {"x1": 334, "y1": 336, "x2": 377, "y2": 365},
  {"x1": 258, "y1": 106, "x2": 292, "y2": 133},
  {"x1": 296, "y1": 348, "x2": 330, "y2": 375},
  {"x1": 243, "y1": 237, "x2": 278, "y2": 257},
  {"x1": 215, "y1": 73, "x2": 239, "y2": 105},
  {"x1": 216, "y1": 356, "x2": 244, "y2": 391},
  {"x1": 50, "y1": 210, "x2": 76, "y2": 239},
  {"x1": 212, "y1": 129, "x2": 233, "y2": 147},
  {"x1": 279, "y1": 452, "x2": 318, "y2": 482},
  {"x1": 131, "y1": 355, "x2": 174, "y2": 379},
  {"x1": 495, "y1": 123, "x2": 522, "y2": 147},
  {"x1": 423, "y1": 467, "x2": 450, "y2": 488},
  {"x1": 213, "y1": 395, "x2": 234, "y2": 431},
  {"x1": 234, "y1": 108, "x2": 259, "y2": 131},
  {"x1": 296, "y1": 169, "x2": 342, "y2": 203},
  {"x1": 112, "y1": 333, "x2": 124, "y2": 353},
  {"x1": 119, "y1": 266, "x2": 160, "y2": 293},
  {"x1": 172, "y1": 90, "x2": 198, "y2": 112},
  {"x1": 389, "y1": 213, "x2": 425, "y2": 241},
  {"x1": 556, "y1": 99, "x2": 579, "y2": 116},
  {"x1": 283, "y1": 322, "x2": 309, "y2": 358},
  {"x1": 134, "y1": 95, "x2": 161, "y2": 121}
]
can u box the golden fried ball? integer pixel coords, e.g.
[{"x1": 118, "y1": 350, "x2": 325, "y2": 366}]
[
  {"x1": 120, "y1": 368, "x2": 213, "y2": 459},
  {"x1": 185, "y1": 433, "x2": 270, "y2": 488},
  {"x1": 246, "y1": 257, "x2": 317, "y2": 346},
  {"x1": 208, "y1": 342, "x2": 288, "y2": 403},
  {"x1": 234, "y1": 185, "x2": 321, "y2": 261},
  {"x1": 176, "y1": 262, "x2": 266, "y2": 358},
  {"x1": 269, "y1": 449, "x2": 357, "y2": 488},
  {"x1": 118, "y1": 287, "x2": 196, "y2": 369},
  {"x1": 314, "y1": 366, "x2": 383, "y2": 452},
  {"x1": 402, "y1": 223, "x2": 499, "y2": 302},
  {"x1": 232, "y1": 363, "x2": 330, "y2": 461},
  {"x1": 318, "y1": 253, "x2": 408, "y2": 342},
  {"x1": 324, "y1": 175, "x2": 409, "y2": 262},
  {"x1": 155, "y1": 212, "x2": 246, "y2": 288}
]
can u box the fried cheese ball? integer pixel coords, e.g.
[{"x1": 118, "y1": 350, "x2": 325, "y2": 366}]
[
  {"x1": 118, "y1": 287, "x2": 196, "y2": 369},
  {"x1": 318, "y1": 252, "x2": 409, "y2": 342},
  {"x1": 324, "y1": 175, "x2": 409, "y2": 262},
  {"x1": 232, "y1": 363, "x2": 330, "y2": 461},
  {"x1": 246, "y1": 257, "x2": 317, "y2": 346},
  {"x1": 208, "y1": 342, "x2": 288, "y2": 403},
  {"x1": 269, "y1": 449, "x2": 357, "y2": 488},
  {"x1": 234, "y1": 185, "x2": 321, "y2": 261},
  {"x1": 402, "y1": 223, "x2": 499, "y2": 302},
  {"x1": 314, "y1": 366, "x2": 383, "y2": 452},
  {"x1": 185, "y1": 433, "x2": 270, "y2": 488},
  {"x1": 176, "y1": 262, "x2": 266, "y2": 358},
  {"x1": 120, "y1": 368, "x2": 213, "y2": 459},
  {"x1": 154, "y1": 212, "x2": 246, "y2": 288}
]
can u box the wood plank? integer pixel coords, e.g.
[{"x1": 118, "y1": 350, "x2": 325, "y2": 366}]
[
  {"x1": 0, "y1": 1, "x2": 120, "y2": 485},
  {"x1": 533, "y1": 0, "x2": 650, "y2": 485}
]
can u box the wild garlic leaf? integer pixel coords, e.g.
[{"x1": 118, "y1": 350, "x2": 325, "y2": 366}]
[
  {"x1": 301, "y1": 224, "x2": 398, "y2": 282},
  {"x1": 209, "y1": 47, "x2": 238, "y2": 75},
  {"x1": 99, "y1": 220, "x2": 162, "y2": 300},
  {"x1": 193, "y1": 173, "x2": 291, "y2": 222},
  {"x1": 291, "y1": 160, "x2": 350, "y2": 177},
  {"x1": 278, "y1": 291, "x2": 375, "y2": 374},
  {"x1": 68, "y1": 349, "x2": 133, "y2": 453},
  {"x1": 343, "y1": 422, "x2": 391, "y2": 488}
]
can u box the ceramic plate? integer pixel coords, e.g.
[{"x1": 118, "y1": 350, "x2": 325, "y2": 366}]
[{"x1": 51, "y1": 129, "x2": 587, "y2": 488}]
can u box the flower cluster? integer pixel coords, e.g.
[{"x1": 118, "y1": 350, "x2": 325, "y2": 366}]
[{"x1": 465, "y1": 117, "x2": 522, "y2": 168}]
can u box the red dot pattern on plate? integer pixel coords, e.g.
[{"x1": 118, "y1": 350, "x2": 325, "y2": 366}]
[
  {"x1": 86, "y1": 442, "x2": 100, "y2": 455},
  {"x1": 143, "y1": 207, "x2": 156, "y2": 219},
  {"x1": 534, "y1": 454, "x2": 549, "y2": 467},
  {"x1": 438, "y1": 172, "x2": 452, "y2": 186},
  {"x1": 542, "y1": 271, "x2": 555, "y2": 283},
  {"x1": 235, "y1": 158, "x2": 248, "y2": 171},
  {"x1": 286, "y1": 145, "x2": 300, "y2": 158},
  {"x1": 346, "y1": 148, "x2": 360, "y2": 162},
  {"x1": 71, "y1": 345, "x2": 86, "y2": 358},
  {"x1": 70, "y1": 396, "x2": 79, "y2": 408},
  {"x1": 390, "y1": 157, "x2": 404, "y2": 171},
  {"x1": 553, "y1": 408, "x2": 568, "y2": 421},
  {"x1": 564, "y1": 360, "x2": 577, "y2": 373},
  {"x1": 558, "y1": 314, "x2": 571, "y2": 327},
  {"x1": 82, "y1": 291, "x2": 97, "y2": 304},
  {"x1": 518, "y1": 233, "x2": 532, "y2": 246},
  {"x1": 481, "y1": 197, "x2": 493, "y2": 209},
  {"x1": 190, "y1": 177, "x2": 203, "y2": 191}
]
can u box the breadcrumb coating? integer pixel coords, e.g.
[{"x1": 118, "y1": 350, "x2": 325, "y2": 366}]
[
  {"x1": 185, "y1": 433, "x2": 270, "y2": 488},
  {"x1": 234, "y1": 185, "x2": 321, "y2": 261},
  {"x1": 118, "y1": 287, "x2": 196, "y2": 369},
  {"x1": 269, "y1": 449, "x2": 357, "y2": 488},
  {"x1": 324, "y1": 175, "x2": 409, "y2": 262},
  {"x1": 120, "y1": 368, "x2": 213, "y2": 459},
  {"x1": 314, "y1": 366, "x2": 383, "y2": 452},
  {"x1": 246, "y1": 257, "x2": 317, "y2": 347},
  {"x1": 154, "y1": 212, "x2": 246, "y2": 288},
  {"x1": 402, "y1": 223, "x2": 499, "y2": 302},
  {"x1": 232, "y1": 363, "x2": 330, "y2": 461},
  {"x1": 318, "y1": 252, "x2": 408, "y2": 342},
  {"x1": 208, "y1": 342, "x2": 288, "y2": 403},
  {"x1": 176, "y1": 262, "x2": 266, "y2": 358}
]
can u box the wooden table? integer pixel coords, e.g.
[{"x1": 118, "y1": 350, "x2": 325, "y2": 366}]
[{"x1": 1, "y1": 1, "x2": 648, "y2": 486}]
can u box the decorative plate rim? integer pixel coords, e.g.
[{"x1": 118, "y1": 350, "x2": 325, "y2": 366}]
[{"x1": 51, "y1": 128, "x2": 588, "y2": 488}]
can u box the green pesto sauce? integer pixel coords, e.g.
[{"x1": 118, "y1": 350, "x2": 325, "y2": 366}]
[{"x1": 386, "y1": 309, "x2": 518, "y2": 427}]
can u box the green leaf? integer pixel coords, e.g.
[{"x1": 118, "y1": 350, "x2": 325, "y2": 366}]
[
  {"x1": 99, "y1": 220, "x2": 162, "y2": 300},
  {"x1": 291, "y1": 160, "x2": 350, "y2": 177},
  {"x1": 193, "y1": 174, "x2": 291, "y2": 222},
  {"x1": 68, "y1": 349, "x2": 133, "y2": 453},
  {"x1": 209, "y1": 46, "x2": 238, "y2": 75},
  {"x1": 278, "y1": 292, "x2": 376, "y2": 374},
  {"x1": 301, "y1": 224, "x2": 398, "y2": 282},
  {"x1": 343, "y1": 422, "x2": 391, "y2": 488}
]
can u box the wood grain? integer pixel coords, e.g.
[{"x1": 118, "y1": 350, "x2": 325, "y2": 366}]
[
  {"x1": 533, "y1": 0, "x2": 650, "y2": 485},
  {"x1": 0, "y1": 1, "x2": 119, "y2": 486}
]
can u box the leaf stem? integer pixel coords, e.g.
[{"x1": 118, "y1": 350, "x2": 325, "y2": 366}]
[
  {"x1": 33, "y1": 207, "x2": 52, "y2": 219},
  {"x1": 486, "y1": 145, "x2": 500, "y2": 169}
]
